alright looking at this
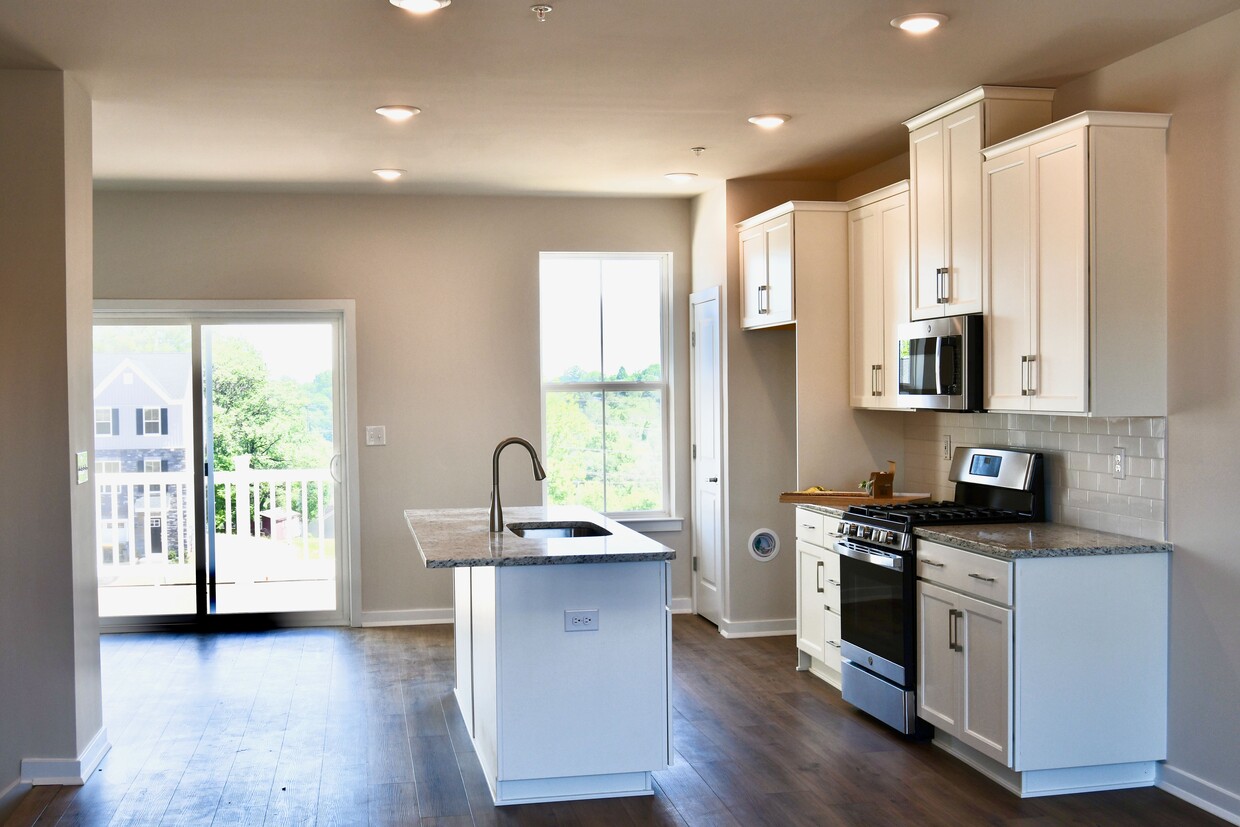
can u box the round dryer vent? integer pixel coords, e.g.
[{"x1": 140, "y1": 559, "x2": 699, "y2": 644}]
[{"x1": 747, "y1": 528, "x2": 780, "y2": 561}]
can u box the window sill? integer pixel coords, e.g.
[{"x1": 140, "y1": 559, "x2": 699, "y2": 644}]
[{"x1": 613, "y1": 516, "x2": 684, "y2": 534}]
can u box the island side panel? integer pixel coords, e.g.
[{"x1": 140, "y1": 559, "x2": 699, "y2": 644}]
[
  {"x1": 496, "y1": 560, "x2": 670, "y2": 781},
  {"x1": 471, "y1": 565, "x2": 501, "y2": 788},
  {"x1": 453, "y1": 567, "x2": 474, "y2": 738}
]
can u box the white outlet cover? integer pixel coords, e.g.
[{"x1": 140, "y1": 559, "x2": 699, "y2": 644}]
[{"x1": 365, "y1": 425, "x2": 386, "y2": 446}]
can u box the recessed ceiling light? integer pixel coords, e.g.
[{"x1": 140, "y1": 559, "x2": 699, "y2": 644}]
[
  {"x1": 890, "y1": 13, "x2": 948, "y2": 33},
  {"x1": 664, "y1": 172, "x2": 698, "y2": 182},
  {"x1": 748, "y1": 114, "x2": 790, "y2": 129},
  {"x1": 372, "y1": 168, "x2": 406, "y2": 181},
  {"x1": 375, "y1": 105, "x2": 421, "y2": 122},
  {"x1": 390, "y1": 0, "x2": 451, "y2": 14}
]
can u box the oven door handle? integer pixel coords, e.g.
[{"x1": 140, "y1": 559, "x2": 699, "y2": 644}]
[{"x1": 834, "y1": 541, "x2": 904, "y2": 572}]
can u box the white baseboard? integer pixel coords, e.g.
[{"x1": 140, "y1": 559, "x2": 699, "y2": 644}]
[
  {"x1": 360, "y1": 608, "x2": 453, "y2": 627},
  {"x1": 21, "y1": 727, "x2": 111, "y2": 786},
  {"x1": 717, "y1": 617, "x2": 795, "y2": 638},
  {"x1": 669, "y1": 597, "x2": 693, "y2": 614},
  {"x1": 1159, "y1": 763, "x2": 1240, "y2": 825}
]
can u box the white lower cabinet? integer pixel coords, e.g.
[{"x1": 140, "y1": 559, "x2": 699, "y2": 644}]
[
  {"x1": 916, "y1": 539, "x2": 1170, "y2": 797},
  {"x1": 795, "y1": 507, "x2": 842, "y2": 687},
  {"x1": 917, "y1": 580, "x2": 1012, "y2": 766}
]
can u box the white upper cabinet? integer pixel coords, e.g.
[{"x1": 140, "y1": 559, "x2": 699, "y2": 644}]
[
  {"x1": 737, "y1": 202, "x2": 841, "y2": 330},
  {"x1": 982, "y1": 112, "x2": 1170, "y2": 416},
  {"x1": 904, "y1": 87, "x2": 1054, "y2": 321},
  {"x1": 848, "y1": 182, "x2": 911, "y2": 409}
]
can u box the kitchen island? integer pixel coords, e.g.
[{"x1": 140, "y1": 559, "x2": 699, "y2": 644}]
[{"x1": 405, "y1": 505, "x2": 675, "y2": 806}]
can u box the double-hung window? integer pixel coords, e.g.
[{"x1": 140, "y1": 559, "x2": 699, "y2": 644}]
[{"x1": 539, "y1": 253, "x2": 670, "y2": 516}]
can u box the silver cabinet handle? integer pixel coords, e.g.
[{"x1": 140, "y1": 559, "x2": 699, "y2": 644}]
[
  {"x1": 758, "y1": 284, "x2": 769, "y2": 314},
  {"x1": 872, "y1": 364, "x2": 882, "y2": 396},
  {"x1": 1021, "y1": 355, "x2": 1030, "y2": 396},
  {"x1": 1026, "y1": 354, "x2": 1037, "y2": 395},
  {"x1": 802, "y1": 523, "x2": 816, "y2": 530},
  {"x1": 922, "y1": 559, "x2": 944, "y2": 568},
  {"x1": 949, "y1": 608, "x2": 964, "y2": 652},
  {"x1": 708, "y1": 476, "x2": 719, "y2": 483},
  {"x1": 826, "y1": 579, "x2": 839, "y2": 587},
  {"x1": 826, "y1": 531, "x2": 843, "y2": 539},
  {"x1": 936, "y1": 267, "x2": 949, "y2": 304},
  {"x1": 816, "y1": 560, "x2": 824, "y2": 593},
  {"x1": 968, "y1": 573, "x2": 996, "y2": 583},
  {"x1": 826, "y1": 640, "x2": 841, "y2": 649}
]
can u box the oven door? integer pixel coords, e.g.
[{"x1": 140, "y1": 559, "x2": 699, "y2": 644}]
[{"x1": 835, "y1": 540, "x2": 913, "y2": 687}]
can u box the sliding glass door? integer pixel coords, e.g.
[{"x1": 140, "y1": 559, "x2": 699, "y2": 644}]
[{"x1": 93, "y1": 311, "x2": 350, "y2": 626}]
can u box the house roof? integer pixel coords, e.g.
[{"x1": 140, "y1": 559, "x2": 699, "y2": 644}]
[
  {"x1": 94, "y1": 353, "x2": 190, "y2": 404},
  {"x1": 1, "y1": 1, "x2": 1238, "y2": 197}
]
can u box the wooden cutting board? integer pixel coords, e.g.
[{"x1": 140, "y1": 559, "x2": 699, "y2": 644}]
[{"x1": 779, "y1": 491, "x2": 932, "y2": 507}]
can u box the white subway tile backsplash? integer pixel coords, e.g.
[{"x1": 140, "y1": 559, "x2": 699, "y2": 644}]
[{"x1": 904, "y1": 414, "x2": 1167, "y2": 541}]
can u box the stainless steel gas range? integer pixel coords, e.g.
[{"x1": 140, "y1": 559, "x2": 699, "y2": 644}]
[{"x1": 834, "y1": 447, "x2": 1045, "y2": 736}]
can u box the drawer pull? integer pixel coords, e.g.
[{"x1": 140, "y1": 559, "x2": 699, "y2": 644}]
[
  {"x1": 826, "y1": 640, "x2": 841, "y2": 649},
  {"x1": 922, "y1": 560, "x2": 945, "y2": 568},
  {"x1": 949, "y1": 609, "x2": 964, "y2": 652},
  {"x1": 967, "y1": 573, "x2": 996, "y2": 583},
  {"x1": 802, "y1": 523, "x2": 816, "y2": 530},
  {"x1": 816, "y1": 560, "x2": 824, "y2": 593},
  {"x1": 826, "y1": 531, "x2": 843, "y2": 538},
  {"x1": 826, "y1": 579, "x2": 839, "y2": 587}
]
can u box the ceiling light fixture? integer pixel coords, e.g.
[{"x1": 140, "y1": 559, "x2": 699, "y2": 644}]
[
  {"x1": 748, "y1": 114, "x2": 790, "y2": 129},
  {"x1": 530, "y1": 4, "x2": 552, "y2": 22},
  {"x1": 375, "y1": 105, "x2": 422, "y2": 122},
  {"x1": 664, "y1": 172, "x2": 698, "y2": 182},
  {"x1": 390, "y1": 0, "x2": 451, "y2": 14},
  {"x1": 890, "y1": 13, "x2": 948, "y2": 33},
  {"x1": 372, "y1": 168, "x2": 406, "y2": 181}
]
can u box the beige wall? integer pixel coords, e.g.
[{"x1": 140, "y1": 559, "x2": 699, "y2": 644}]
[
  {"x1": 93, "y1": 192, "x2": 694, "y2": 618},
  {"x1": 0, "y1": 71, "x2": 102, "y2": 795},
  {"x1": 1053, "y1": 8, "x2": 1240, "y2": 807}
]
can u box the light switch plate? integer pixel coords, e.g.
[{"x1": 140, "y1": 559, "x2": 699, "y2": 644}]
[
  {"x1": 76, "y1": 451, "x2": 89, "y2": 484},
  {"x1": 365, "y1": 425, "x2": 386, "y2": 446}
]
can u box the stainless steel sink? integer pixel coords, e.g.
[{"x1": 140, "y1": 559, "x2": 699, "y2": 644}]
[{"x1": 507, "y1": 520, "x2": 612, "y2": 539}]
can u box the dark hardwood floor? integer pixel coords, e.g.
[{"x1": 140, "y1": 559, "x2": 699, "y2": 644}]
[{"x1": 4, "y1": 616, "x2": 1220, "y2": 826}]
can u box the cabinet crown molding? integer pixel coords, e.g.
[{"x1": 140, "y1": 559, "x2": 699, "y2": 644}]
[
  {"x1": 982, "y1": 110, "x2": 1172, "y2": 159},
  {"x1": 735, "y1": 199, "x2": 849, "y2": 230},
  {"x1": 845, "y1": 180, "x2": 909, "y2": 210},
  {"x1": 902, "y1": 85, "x2": 1056, "y2": 132}
]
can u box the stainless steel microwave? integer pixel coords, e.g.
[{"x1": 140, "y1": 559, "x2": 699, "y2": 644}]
[{"x1": 896, "y1": 314, "x2": 982, "y2": 411}]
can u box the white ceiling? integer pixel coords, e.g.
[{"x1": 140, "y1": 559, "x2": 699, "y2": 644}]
[{"x1": 1, "y1": 0, "x2": 1238, "y2": 197}]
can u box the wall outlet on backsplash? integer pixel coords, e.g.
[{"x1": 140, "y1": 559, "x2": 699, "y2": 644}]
[{"x1": 942, "y1": 434, "x2": 951, "y2": 461}]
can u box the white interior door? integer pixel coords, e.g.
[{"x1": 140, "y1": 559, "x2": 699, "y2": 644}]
[{"x1": 690, "y1": 288, "x2": 723, "y2": 624}]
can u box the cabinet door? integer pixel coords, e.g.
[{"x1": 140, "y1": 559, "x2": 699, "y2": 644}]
[
  {"x1": 764, "y1": 215, "x2": 794, "y2": 324},
  {"x1": 916, "y1": 581, "x2": 960, "y2": 732},
  {"x1": 878, "y1": 193, "x2": 911, "y2": 404},
  {"x1": 943, "y1": 103, "x2": 985, "y2": 315},
  {"x1": 910, "y1": 120, "x2": 947, "y2": 320},
  {"x1": 796, "y1": 541, "x2": 826, "y2": 661},
  {"x1": 1029, "y1": 128, "x2": 1088, "y2": 413},
  {"x1": 740, "y1": 222, "x2": 769, "y2": 328},
  {"x1": 983, "y1": 148, "x2": 1033, "y2": 411},
  {"x1": 848, "y1": 205, "x2": 882, "y2": 407},
  {"x1": 958, "y1": 591, "x2": 1013, "y2": 766}
]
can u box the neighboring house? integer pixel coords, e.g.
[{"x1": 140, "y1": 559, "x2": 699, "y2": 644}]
[
  {"x1": 92, "y1": 353, "x2": 192, "y2": 565},
  {"x1": 92, "y1": 353, "x2": 190, "y2": 475}
]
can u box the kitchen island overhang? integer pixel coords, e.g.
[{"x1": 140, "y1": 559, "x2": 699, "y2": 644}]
[{"x1": 405, "y1": 506, "x2": 675, "y2": 806}]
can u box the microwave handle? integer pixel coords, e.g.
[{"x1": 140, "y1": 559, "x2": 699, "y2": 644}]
[{"x1": 935, "y1": 336, "x2": 947, "y2": 395}]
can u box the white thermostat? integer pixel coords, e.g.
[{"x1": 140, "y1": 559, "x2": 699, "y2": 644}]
[{"x1": 747, "y1": 528, "x2": 780, "y2": 561}]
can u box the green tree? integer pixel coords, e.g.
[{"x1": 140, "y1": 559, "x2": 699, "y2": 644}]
[{"x1": 210, "y1": 337, "x2": 332, "y2": 529}]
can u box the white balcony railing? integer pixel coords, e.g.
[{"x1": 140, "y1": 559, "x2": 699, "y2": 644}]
[{"x1": 95, "y1": 468, "x2": 334, "y2": 571}]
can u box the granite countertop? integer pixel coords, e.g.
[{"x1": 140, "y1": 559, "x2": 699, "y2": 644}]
[
  {"x1": 914, "y1": 523, "x2": 1173, "y2": 560},
  {"x1": 795, "y1": 503, "x2": 848, "y2": 519},
  {"x1": 405, "y1": 505, "x2": 675, "y2": 568}
]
